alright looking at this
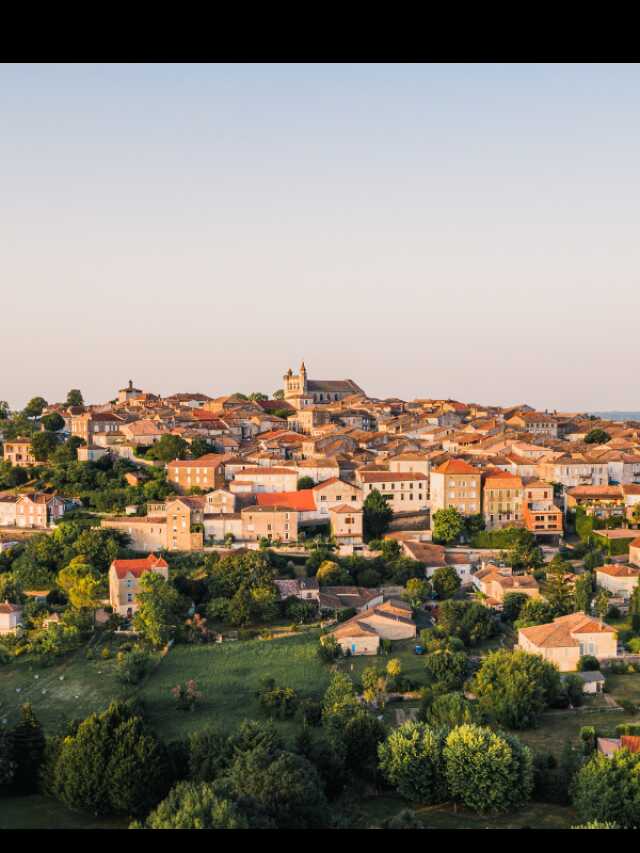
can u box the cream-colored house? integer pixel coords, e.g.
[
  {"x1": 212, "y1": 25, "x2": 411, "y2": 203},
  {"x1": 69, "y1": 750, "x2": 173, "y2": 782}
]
[
  {"x1": 329, "y1": 505, "x2": 363, "y2": 546},
  {"x1": 108, "y1": 554, "x2": 169, "y2": 618},
  {"x1": 475, "y1": 565, "x2": 540, "y2": 608},
  {"x1": 325, "y1": 599, "x2": 416, "y2": 655},
  {"x1": 429, "y1": 459, "x2": 482, "y2": 515},
  {"x1": 0, "y1": 601, "x2": 22, "y2": 634},
  {"x1": 517, "y1": 613, "x2": 617, "y2": 672},
  {"x1": 630, "y1": 538, "x2": 640, "y2": 569},
  {"x1": 596, "y1": 564, "x2": 640, "y2": 599},
  {"x1": 240, "y1": 505, "x2": 299, "y2": 543}
]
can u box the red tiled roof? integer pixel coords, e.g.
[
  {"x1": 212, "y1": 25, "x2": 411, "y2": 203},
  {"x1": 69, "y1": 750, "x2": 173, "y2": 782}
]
[
  {"x1": 256, "y1": 491, "x2": 316, "y2": 511},
  {"x1": 433, "y1": 459, "x2": 479, "y2": 475},
  {"x1": 110, "y1": 554, "x2": 168, "y2": 579}
]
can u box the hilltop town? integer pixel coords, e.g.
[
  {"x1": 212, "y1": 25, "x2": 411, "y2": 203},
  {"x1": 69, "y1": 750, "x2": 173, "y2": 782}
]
[{"x1": 1, "y1": 364, "x2": 640, "y2": 829}]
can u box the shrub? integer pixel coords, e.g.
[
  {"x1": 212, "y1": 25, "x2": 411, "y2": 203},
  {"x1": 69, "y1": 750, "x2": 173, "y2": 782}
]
[
  {"x1": 580, "y1": 726, "x2": 596, "y2": 755},
  {"x1": 578, "y1": 655, "x2": 600, "y2": 672}
]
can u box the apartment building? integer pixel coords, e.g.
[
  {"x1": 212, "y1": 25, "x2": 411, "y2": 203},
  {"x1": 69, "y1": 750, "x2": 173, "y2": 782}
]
[
  {"x1": 3, "y1": 439, "x2": 35, "y2": 467},
  {"x1": 429, "y1": 459, "x2": 482, "y2": 515},
  {"x1": 240, "y1": 505, "x2": 299, "y2": 543},
  {"x1": 522, "y1": 479, "x2": 563, "y2": 538},
  {"x1": 482, "y1": 471, "x2": 524, "y2": 529},
  {"x1": 356, "y1": 471, "x2": 428, "y2": 513},
  {"x1": 167, "y1": 454, "x2": 228, "y2": 493}
]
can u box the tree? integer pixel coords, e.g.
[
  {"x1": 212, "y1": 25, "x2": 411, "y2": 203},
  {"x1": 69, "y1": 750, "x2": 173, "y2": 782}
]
[
  {"x1": 57, "y1": 558, "x2": 103, "y2": 617},
  {"x1": 542, "y1": 559, "x2": 574, "y2": 615},
  {"x1": 23, "y1": 396, "x2": 48, "y2": 418},
  {"x1": 0, "y1": 727, "x2": 16, "y2": 789},
  {"x1": 51, "y1": 701, "x2": 170, "y2": 817},
  {"x1": 41, "y1": 412, "x2": 65, "y2": 432},
  {"x1": 514, "y1": 597, "x2": 556, "y2": 630},
  {"x1": 297, "y1": 476, "x2": 315, "y2": 490},
  {"x1": 66, "y1": 389, "x2": 84, "y2": 408},
  {"x1": 424, "y1": 692, "x2": 479, "y2": 728},
  {"x1": 501, "y1": 592, "x2": 529, "y2": 623},
  {"x1": 30, "y1": 431, "x2": 58, "y2": 461},
  {"x1": 146, "y1": 434, "x2": 189, "y2": 462},
  {"x1": 629, "y1": 585, "x2": 640, "y2": 633},
  {"x1": 188, "y1": 728, "x2": 232, "y2": 783},
  {"x1": 574, "y1": 571, "x2": 593, "y2": 614},
  {"x1": 404, "y1": 578, "x2": 431, "y2": 610},
  {"x1": 10, "y1": 704, "x2": 46, "y2": 794},
  {"x1": 424, "y1": 647, "x2": 468, "y2": 692},
  {"x1": 472, "y1": 648, "x2": 562, "y2": 729},
  {"x1": 189, "y1": 438, "x2": 217, "y2": 459},
  {"x1": 584, "y1": 429, "x2": 611, "y2": 445},
  {"x1": 572, "y1": 749, "x2": 640, "y2": 828},
  {"x1": 432, "y1": 508, "x2": 464, "y2": 546},
  {"x1": 225, "y1": 744, "x2": 329, "y2": 828},
  {"x1": 133, "y1": 573, "x2": 185, "y2": 647},
  {"x1": 378, "y1": 721, "x2": 448, "y2": 803},
  {"x1": 315, "y1": 560, "x2": 350, "y2": 586},
  {"x1": 431, "y1": 565, "x2": 461, "y2": 600},
  {"x1": 594, "y1": 589, "x2": 611, "y2": 619},
  {"x1": 363, "y1": 490, "x2": 393, "y2": 541},
  {"x1": 443, "y1": 724, "x2": 533, "y2": 814},
  {"x1": 272, "y1": 389, "x2": 285, "y2": 400},
  {"x1": 0, "y1": 401, "x2": 10, "y2": 420},
  {"x1": 437, "y1": 600, "x2": 497, "y2": 647},
  {"x1": 143, "y1": 782, "x2": 247, "y2": 829}
]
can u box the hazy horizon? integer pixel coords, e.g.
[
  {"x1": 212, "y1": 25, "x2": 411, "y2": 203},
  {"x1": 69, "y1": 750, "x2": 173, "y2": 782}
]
[{"x1": 2, "y1": 63, "x2": 640, "y2": 412}]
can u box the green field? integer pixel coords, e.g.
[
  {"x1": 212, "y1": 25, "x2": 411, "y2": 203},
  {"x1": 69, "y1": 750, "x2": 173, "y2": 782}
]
[
  {"x1": 345, "y1": 795, "x2": 577, "y2": 829},
  {"x1": 0, "y1": 795, "x2": 127, "y2": 830}
]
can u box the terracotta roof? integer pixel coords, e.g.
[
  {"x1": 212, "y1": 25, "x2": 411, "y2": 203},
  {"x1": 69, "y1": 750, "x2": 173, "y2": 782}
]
[
  {"x1": 621, "y1": 736, "x2": 640, "y2": 754},
  {"x1": 256, "y1": 491, "x2": 316, "y2": 511},
  {"x1": 110, "y1": 554, "x2": 168, "y2": 579},
  {"x1": 597, "y1": 564, "x2": 640, "y2": 578},
  {"x1": 0, "y1": 601, "x2": 21, "y2": 614},
  {"x1": 359, "y1": 471, "x2": 428, "y2": 483},
  {"x1": 168, "y1": 454, "x2": 230, "y2": 469},
  {"x1": 433, "y1": 459, "x2": 479, "y2": 475},
  {"x1": 235, "y1": 467, "x2": 297, "y2": 476},
  {"x1": 519, "y1": 612, "x2": 616, "y2": 648}
]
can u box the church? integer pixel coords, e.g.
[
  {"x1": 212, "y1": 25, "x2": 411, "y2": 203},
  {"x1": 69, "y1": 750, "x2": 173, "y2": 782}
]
[{"x1": 282, "y1": 362, "x2": 365, "y2": 405}]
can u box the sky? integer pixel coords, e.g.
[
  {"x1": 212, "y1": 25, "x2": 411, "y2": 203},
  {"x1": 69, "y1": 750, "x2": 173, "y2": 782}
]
[{"x1": 2, "y1": 63, "x2": 639, "y2": 412}]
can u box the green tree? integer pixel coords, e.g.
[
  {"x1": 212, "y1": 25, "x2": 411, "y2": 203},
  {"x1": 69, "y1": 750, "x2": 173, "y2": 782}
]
[
  {"x1": 432, "y1": 508, "x2": 464, "y2": 546},
  {"x1": 572, "y1": 749, "x2": 640, "y2": 828},
  {"x1": 51, "y1": 701, "x2": 170, "y2": 817},
  {"x1": 594, "y1": 589, "x2": 611, "y2": 619},
  {"x1": 543, "y1": 560, "x2": 574, "y2": 615},
  {"x1": 404, "y1": 577, "x2": 431, "y2": 610},
  {"x1": 378, "y1": 721, "x2": 448, "y2": 803},
  {"x1": 297, "y1": 476, "x2": 315, "y2": 490},
  {"x1": 272, "y1": 389, "x2": 285, "y2": 400},
  {"x1": 437, "y1": 600, "x2": 497, "y2": 647},
  {"x1": 189, "y1": 438, "x2": 217, "y2": 458},
  {"x1": 30, "y1": 431, "x2": 58, "y2": 461},
  {"x1": 574, "y1": 572, "x2": 593, "y2": 614},
  {"x1": 514, "y1": 597, "x2": 556, "y2": 630},
  {"x1": 584, "y1": 429, "x2": 611, "y2": 445},
  {"x1": 501, "y1": 592, "x2": 529, "y2": 623},
  {"x1": 57, "y1": 558, "x2": 103, "y2": 617},
  {"x1": 133, "y1": 573, "x2": 185, "y2": 647},
  {"x1": 66, "y1": 389, "x2": 84, "y2": 408},
  {"x1": 146, "y1": 434, "x2": 189, "y2": 462},
  {"x1": 315, "y1": 560, "x2": 350, "y2": 586},
  {"x1": 41, "y1": 412, "x2": 65, "y2": 432},
  {"x1": 23, "y1": 396, "x2": 48, "y2": 418},
  {"x1": 443, "y1": 724, "x2": 533, "y2": 813},
  {"x1": 10, "y1": 704, "x2": 46, "y2": 794},
  {"x1": 629, "y1": 585, "x2": 640, "y2": 633},
  {"x1": 472, "y1": 648, "x2": 562, "y2": 729},
  {"x1": 143, "y1": 782, "x2": 247, "y2": 829},
  {"x1": 424, "y1": 648, "x2": 468, "y2": 692},
  {"x1": 431, "y1": 565, "x2": 461, "y2": 600},
  {"x1": 424, "y1": 692, "x2": 479, "y2": 729},
  {"x1": 363, "y1": 490, "x2": 393, "y2": 541}
]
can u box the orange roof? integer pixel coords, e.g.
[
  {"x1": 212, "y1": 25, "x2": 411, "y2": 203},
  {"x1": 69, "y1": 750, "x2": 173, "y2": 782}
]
[
  {"x1": 597, "y1": 564, "x2": 640, "y2": 578},
  {"x1": 110, "y1": 554, "x2": 168, "y2": 579},
  {"x1": 621, "y1": 736, "x2": 640, "y2": 754},
  {"x1": 256, "y1": 491, "x2": 316, "y2": 511},
  {"x1": 519, "y1": 612, "x2": 616, "y2": 649},
  {"x1": 433, "y1": 459, "x2": 479, "y2": 475}
]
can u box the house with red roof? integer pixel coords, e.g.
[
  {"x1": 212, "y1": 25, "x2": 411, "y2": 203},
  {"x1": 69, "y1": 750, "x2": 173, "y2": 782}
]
[{"x1": 108, "y1": 554, "x2": 169, "y2": 618}]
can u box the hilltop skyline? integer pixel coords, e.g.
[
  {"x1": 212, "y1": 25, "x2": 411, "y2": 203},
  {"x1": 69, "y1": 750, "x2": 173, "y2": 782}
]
[{"x1": 3, "y1": 63, "x2": 640, "y2": 410}]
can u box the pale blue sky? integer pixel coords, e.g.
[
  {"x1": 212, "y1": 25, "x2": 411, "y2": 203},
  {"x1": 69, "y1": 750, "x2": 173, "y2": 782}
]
[{"x1": 2, "y1": 63, "x2": 639, "y2": 411}]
